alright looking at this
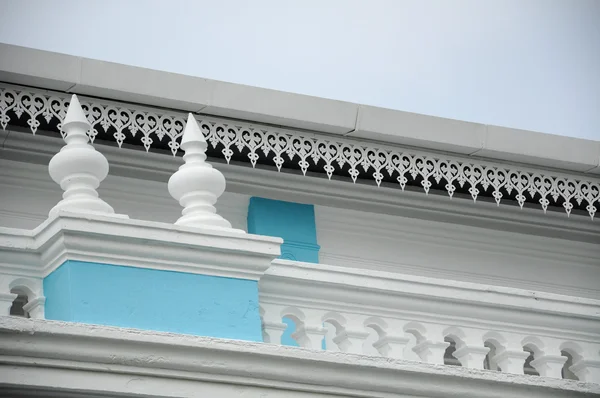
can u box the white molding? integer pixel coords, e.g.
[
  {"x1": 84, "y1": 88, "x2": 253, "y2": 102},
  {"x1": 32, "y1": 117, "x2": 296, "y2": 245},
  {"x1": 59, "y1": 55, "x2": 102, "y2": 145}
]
[
  {"x1": 314, "y1": 204, "x2": 600, "y2": 299},
  {"x1": 0, "y1": 317, "x2": 597, "y2": 398},
  {"x1": 0, "y1": 211, "x2": 281, "y2": 280},
  {"x1": 316, "y1": 205, "x2": 599, "y2": 267},
  {"x1": 2, "y1": 130, "x2": 599, "y2": 244},
  {"x1": 1, "y1": 84, "x2": 599, "y2": 220},
  {"x1": 260, "y1": 260, "x2": 600, "y2": 347},
  {"x1": 263, "y1": 260, "x2": 600, "y2": 321}
]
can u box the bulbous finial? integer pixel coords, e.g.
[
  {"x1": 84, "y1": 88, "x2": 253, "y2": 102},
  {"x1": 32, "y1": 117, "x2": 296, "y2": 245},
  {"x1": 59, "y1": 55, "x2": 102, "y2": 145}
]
[
  {"x1": 48, "y1": 94, "x2": 118, "y2": 217},
  {"x1": 168, "y1": 113, "x2": 240, "y2": 232}
]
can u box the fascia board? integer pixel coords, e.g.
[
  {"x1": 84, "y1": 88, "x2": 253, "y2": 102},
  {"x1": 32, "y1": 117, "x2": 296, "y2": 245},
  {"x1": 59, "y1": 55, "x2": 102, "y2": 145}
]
[
  {"x1": 202, "y1": 80, "x2": 359, "y2": 134},
  {"x1": 0, "y1": 43, "x2": 81, "y2": 91},
  {"x1": 1, "y1": 44, "x2": 598, "y2": 173},
  {"x1": 478, "y1": 126, "x2": 600, "y2": 173},
  {"x1": 350, "y1": 104, "x2": 487, "y2": 155}
]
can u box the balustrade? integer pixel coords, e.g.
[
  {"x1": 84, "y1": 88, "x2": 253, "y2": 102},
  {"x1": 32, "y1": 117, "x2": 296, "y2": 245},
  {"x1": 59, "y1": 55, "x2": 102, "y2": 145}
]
[{"x1": 259, "y1": 259, "x2": 600, "y2": 383}]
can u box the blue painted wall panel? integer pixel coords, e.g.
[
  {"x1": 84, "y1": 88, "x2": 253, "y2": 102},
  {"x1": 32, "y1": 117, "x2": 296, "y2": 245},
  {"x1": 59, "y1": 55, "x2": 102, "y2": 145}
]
[
  {"x1": 247, "y1": 197, "x2": 320, "y2": 263},
  {"x1": 44, "y1": 261, "x2": 262, "y2": 341},
  {"x1": 43, "y1": 263, "x2": 73, "y2": 321}
]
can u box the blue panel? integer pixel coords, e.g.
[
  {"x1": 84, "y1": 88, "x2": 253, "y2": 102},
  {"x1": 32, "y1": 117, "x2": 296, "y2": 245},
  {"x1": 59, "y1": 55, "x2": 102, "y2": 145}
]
[
  {"x1": 43, "y1": 263, "x2": 73, "y2": 321},
  {"x1": 247, "y1": 197, "x2": 320, "y2": 263},
  {"x1": 43, "y1": 261, "x2": 262, "y2": 341}
]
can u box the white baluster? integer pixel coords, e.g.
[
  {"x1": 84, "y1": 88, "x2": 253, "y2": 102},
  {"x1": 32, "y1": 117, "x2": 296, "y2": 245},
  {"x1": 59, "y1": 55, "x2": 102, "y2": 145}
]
[
  {"x1": 414, "y1": 341, "x2": 450, "y2": 365},
  {"x1": 293, "y1": 309, "x2": 327, "y2": 350},
  {"x1": 168, "y1": 113, "x2": 241, "y2": 231},
  {"x1": 454, "y1": 346, "x2": 490, "y2": 370},
  {"x1": 374, "y1": 335, "x2": 411, "y2": 359},
  {"x1": 571, "y1": 359, "x2": 600, "y2": 383},
  {"x1": 334, "y1": 329, "x2": 370, "y2": 354},
  {"x1": 260, "y1": 304, "x2": 287, "y2": 345},
  {"x1": 447, "y1": 329, "x2": 490, "y2": 370},
  {"x1": 0, "y1": 292, "x2": 17, "y2": 315},
  {"x1": 48, "y1": 94, "x2": 122, "y2": 218},
  {"x1": 22, "y1": 296, "x2": 46, "y2": 319},
  {"x1": 530, "y1": 355, "x2": 567, "y2": 379},
  {"x1": 492, "y1": 347, "x2": 530, "y2": 375},
  {"x1": 410, "y1": 324, "x2": 449, "y2": 365}
]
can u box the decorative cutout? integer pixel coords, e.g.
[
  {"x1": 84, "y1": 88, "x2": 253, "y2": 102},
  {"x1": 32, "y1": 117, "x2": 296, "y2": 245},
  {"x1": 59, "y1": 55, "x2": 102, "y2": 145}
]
[{"x1": 1, "y1": 85, "x2": 599, "y2": 219}]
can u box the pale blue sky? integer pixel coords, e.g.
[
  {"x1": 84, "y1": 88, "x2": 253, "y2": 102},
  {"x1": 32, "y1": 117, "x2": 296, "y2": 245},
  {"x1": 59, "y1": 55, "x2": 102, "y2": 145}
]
[{"x1": 0, "y1": 0, "x2": 598, "y2": 140}]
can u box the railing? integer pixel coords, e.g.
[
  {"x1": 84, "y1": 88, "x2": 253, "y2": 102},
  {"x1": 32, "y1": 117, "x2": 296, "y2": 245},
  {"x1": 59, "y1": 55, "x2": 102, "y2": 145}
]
[{"x1": 259, "y1": 260, "x2": 600, "y2": 383}]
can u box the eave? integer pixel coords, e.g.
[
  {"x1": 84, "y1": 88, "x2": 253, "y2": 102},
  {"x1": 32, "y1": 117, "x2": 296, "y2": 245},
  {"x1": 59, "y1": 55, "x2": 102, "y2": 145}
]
[{"x1": 1, "y1": 42, "x2": 599, "y2": 173}]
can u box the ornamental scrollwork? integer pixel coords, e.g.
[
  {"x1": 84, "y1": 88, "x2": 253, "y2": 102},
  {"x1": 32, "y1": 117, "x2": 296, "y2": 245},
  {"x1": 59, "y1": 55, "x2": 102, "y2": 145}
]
[{"x1": 1, "y1": 85, "x2": 598, "y2": 220}]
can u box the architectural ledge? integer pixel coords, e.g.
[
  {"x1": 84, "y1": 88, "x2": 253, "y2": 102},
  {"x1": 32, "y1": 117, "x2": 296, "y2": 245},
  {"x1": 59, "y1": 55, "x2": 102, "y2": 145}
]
[
  {"x1": 260, "y1": 259, "x2": 600, "y2": 321},
  {"x1": 262, "y1": 260, "x2": 600, "y2": 322},
  {"x1": 260, "y1": 260, "x2": 600, "y2": 363},
  {"x1": 0, "y1": 317, "x2": 597, "y2": 398},
  {"x1": 0, "y1": 210, "x2": 282, "y2": 280}
]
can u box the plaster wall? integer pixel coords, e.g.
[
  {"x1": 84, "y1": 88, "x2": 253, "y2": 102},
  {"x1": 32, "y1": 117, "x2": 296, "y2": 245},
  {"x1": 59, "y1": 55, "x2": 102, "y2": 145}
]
[
  {"x1": 43, "y1": 260, "x2": 262, "y2": 341},
  {"x1": 315, "y1": 205, "x2": 600, "y2": 299},
  {"x1": 1, "y1": 159, "x2": 599, "y2": 300}
]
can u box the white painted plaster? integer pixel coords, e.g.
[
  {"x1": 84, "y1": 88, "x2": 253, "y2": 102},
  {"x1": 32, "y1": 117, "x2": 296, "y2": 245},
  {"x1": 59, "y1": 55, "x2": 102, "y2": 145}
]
[
  {"x1": 260, "y1": 259, "x2": 600, "y2": 379},
  {"x1": 0, "y1": 210, "x2": 281, "y2": 281},
  {"x1": 0, "y1": 317, "x2": 597, "y2": 397},
  {"x1": 315, "y1": 205, "x2": 600, "y2": 299}
]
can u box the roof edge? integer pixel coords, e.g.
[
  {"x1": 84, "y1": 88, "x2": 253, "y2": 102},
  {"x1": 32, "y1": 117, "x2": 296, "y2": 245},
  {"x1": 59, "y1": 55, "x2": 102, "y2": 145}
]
[{"x1": 0, "y1": 42, "x2": 598, "y2": 173}]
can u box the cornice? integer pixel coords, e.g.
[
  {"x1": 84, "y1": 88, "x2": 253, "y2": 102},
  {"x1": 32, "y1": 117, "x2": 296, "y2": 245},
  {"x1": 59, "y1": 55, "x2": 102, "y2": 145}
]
[
  {"x1": 0, "y1": 211, "x2": 282, "y2": 280},
  {"x1": 0, "y1": 317, "x2": 596, "y2": 398}
]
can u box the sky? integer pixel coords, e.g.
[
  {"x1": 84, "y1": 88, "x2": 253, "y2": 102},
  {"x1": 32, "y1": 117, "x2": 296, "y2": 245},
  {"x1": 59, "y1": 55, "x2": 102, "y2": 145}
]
[{"x1": 0, "y1": 0, "x2": 599, "y2": 140}]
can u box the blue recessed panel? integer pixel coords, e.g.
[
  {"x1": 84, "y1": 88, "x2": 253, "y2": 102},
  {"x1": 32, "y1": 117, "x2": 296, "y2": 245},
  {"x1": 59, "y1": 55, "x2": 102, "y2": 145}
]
[
  {"x1": 43, "y1": 260, "x2": 262, "y2": 341},
  {"x1": 247, "y1": 197, "x2": 320, "y2": 263}
]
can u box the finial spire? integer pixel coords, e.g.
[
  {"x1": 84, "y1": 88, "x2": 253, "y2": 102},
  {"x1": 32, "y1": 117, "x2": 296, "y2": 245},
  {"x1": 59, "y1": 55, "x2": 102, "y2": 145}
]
[
  {"x1": 63, "y1": 94, "x2": 90, "y2": 132},
  {"x1": 48, "y1": 94, "x2": 120, "y2": 217},
  {"x1": 168, "y1": 113, "x2": 240, "y2": 232}
]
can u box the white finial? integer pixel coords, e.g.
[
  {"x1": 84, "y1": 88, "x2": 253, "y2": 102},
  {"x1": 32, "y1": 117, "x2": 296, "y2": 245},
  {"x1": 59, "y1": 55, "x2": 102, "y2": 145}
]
[
  {"x1": 48, "y1": 94, "x2": 118, "y2": 217},
  {"x1": 168, "y1": 113, "x2": 240, "y2": 231}
]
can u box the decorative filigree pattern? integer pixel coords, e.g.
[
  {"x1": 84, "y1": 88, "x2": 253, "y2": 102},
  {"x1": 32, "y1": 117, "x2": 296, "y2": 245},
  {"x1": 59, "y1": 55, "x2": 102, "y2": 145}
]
[{"x1": 1, "y1": 85, "x2": 599, "y2": 220}]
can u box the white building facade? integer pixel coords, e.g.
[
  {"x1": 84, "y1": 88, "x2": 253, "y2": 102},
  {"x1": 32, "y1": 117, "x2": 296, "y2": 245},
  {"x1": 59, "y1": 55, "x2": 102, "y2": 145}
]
[{"x1": 0, "y1": 43, "x2": 599, "y2": 397}]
